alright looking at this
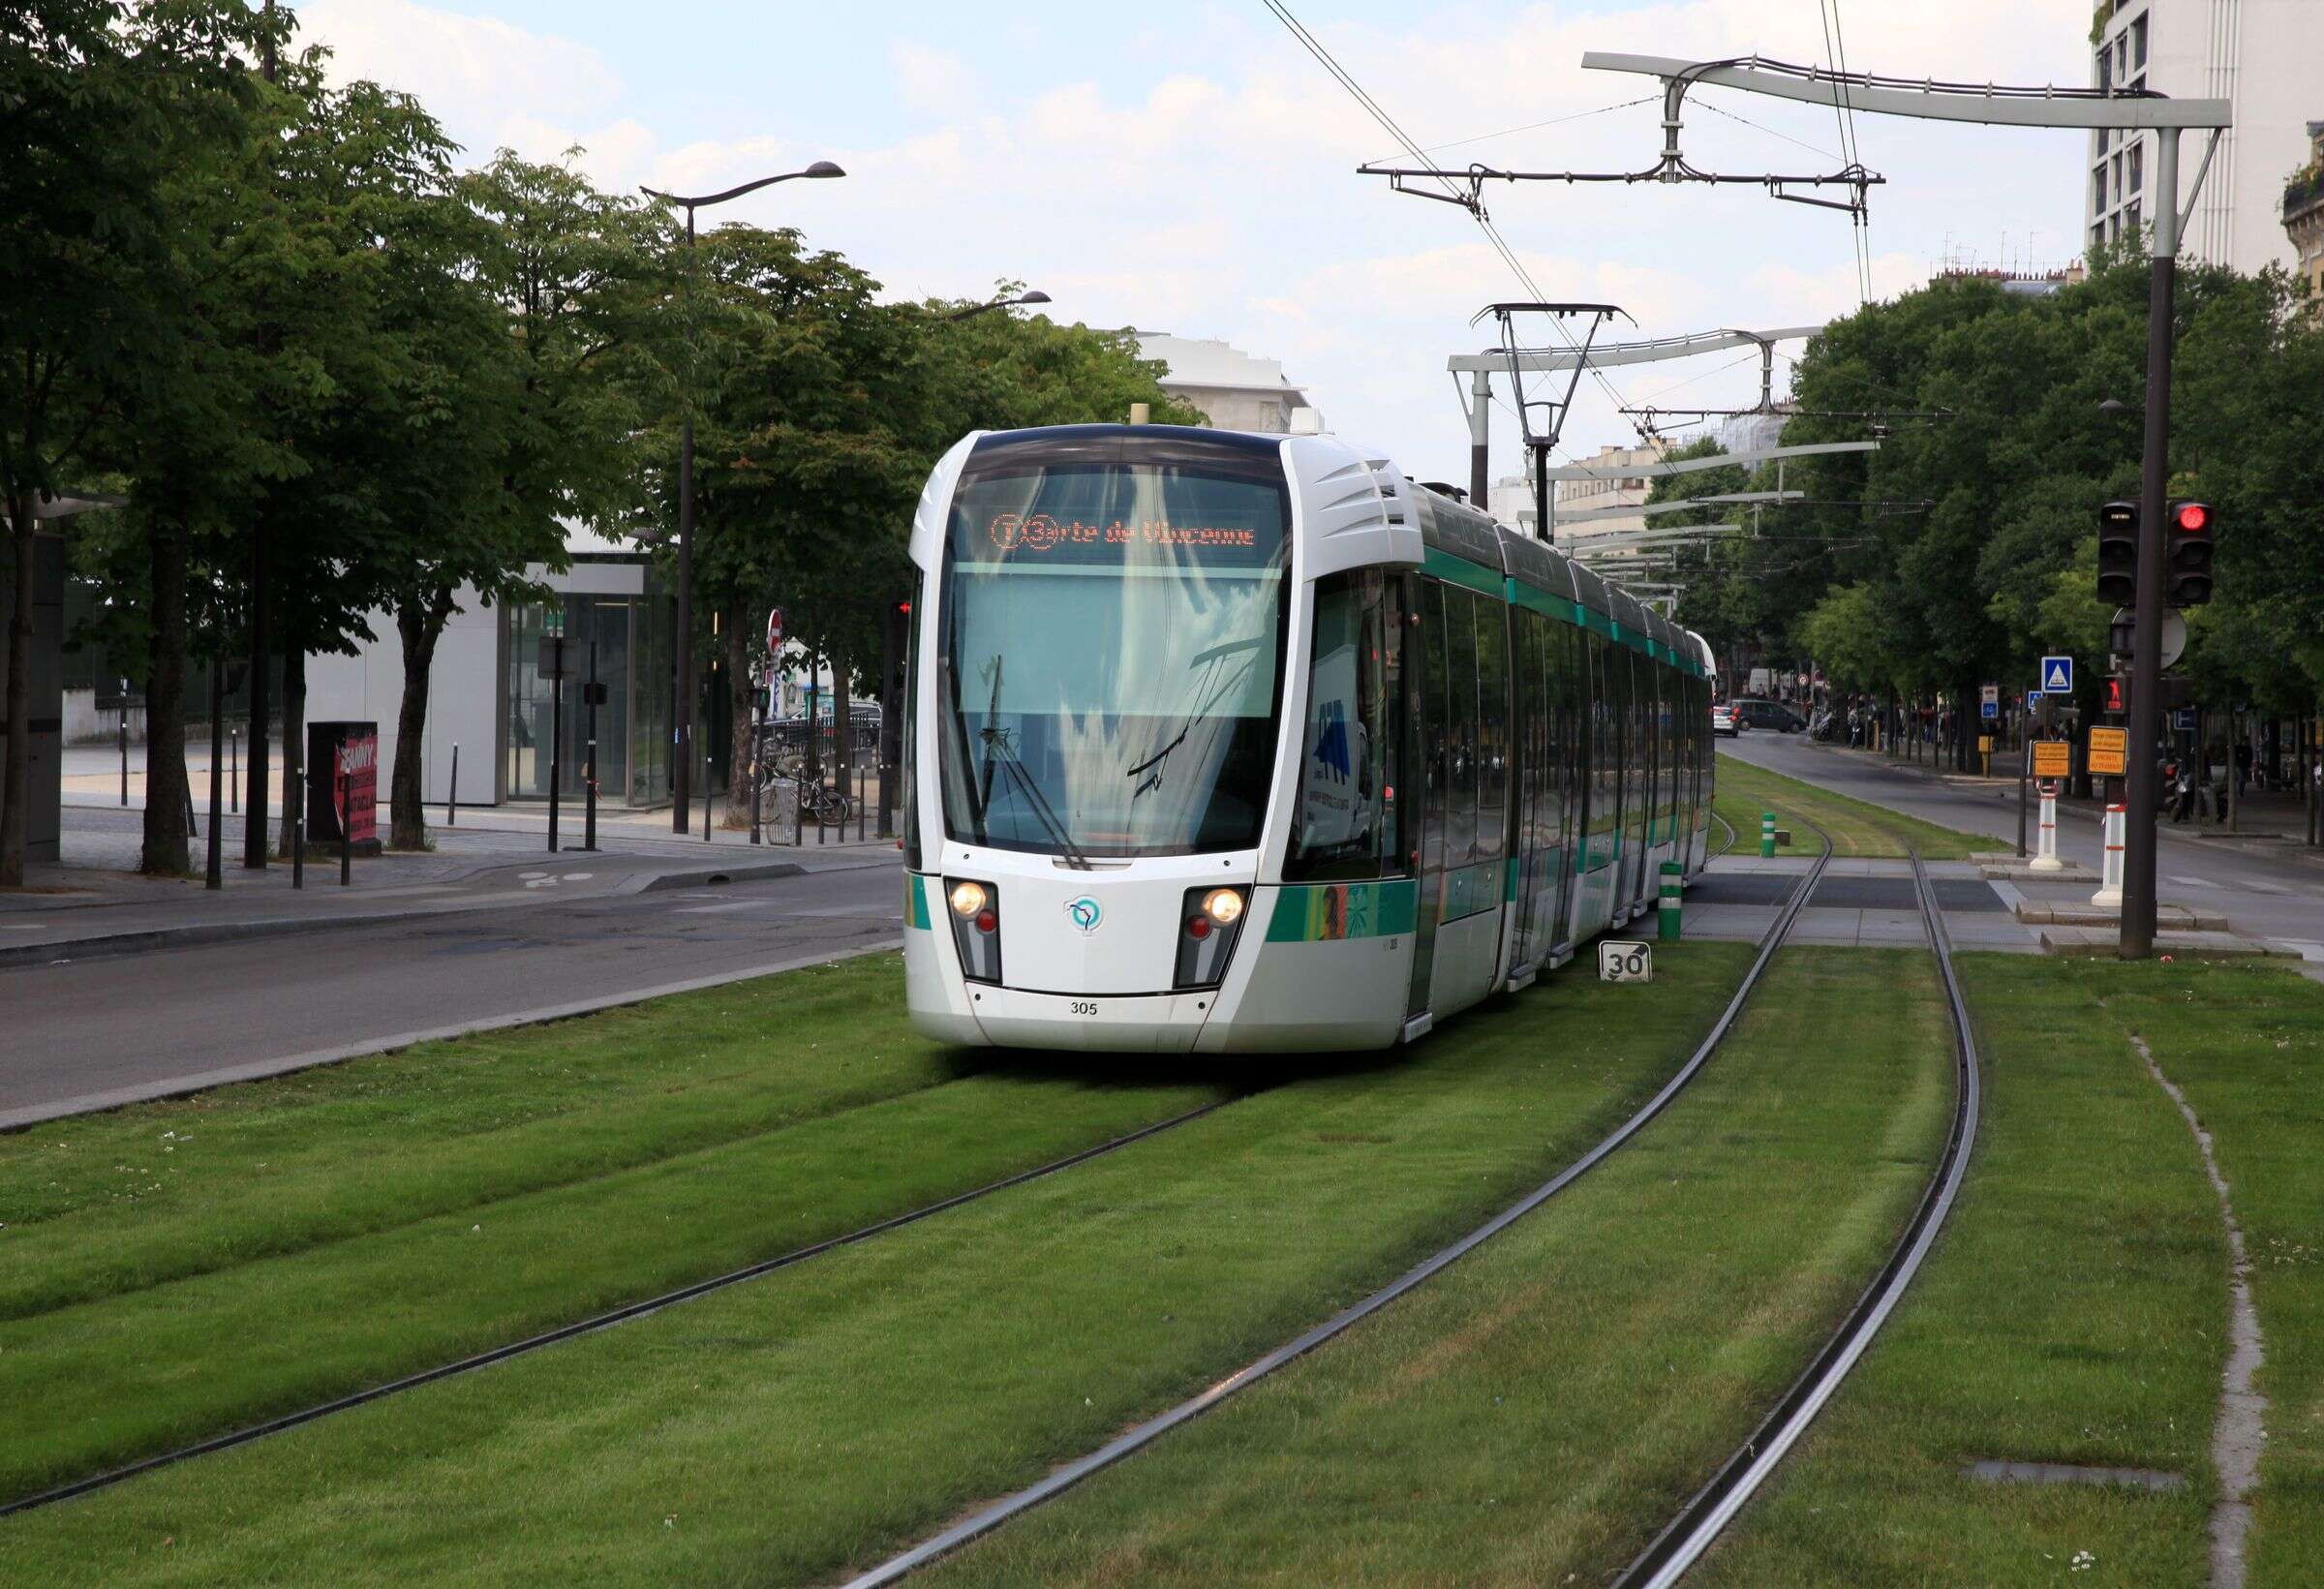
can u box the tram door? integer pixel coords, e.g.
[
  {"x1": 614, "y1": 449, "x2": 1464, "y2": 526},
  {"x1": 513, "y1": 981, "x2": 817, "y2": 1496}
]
[{"x1": 1404, "y1": 576, "x2": 1445, "y2": 1022}]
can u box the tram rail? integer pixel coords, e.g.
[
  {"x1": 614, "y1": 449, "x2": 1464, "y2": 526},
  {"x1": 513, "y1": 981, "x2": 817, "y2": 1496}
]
[
  {"x1": 1615, "y1": 845, "x2": 1982, "y2": 1586},
  {"x1": 0, "y1": 1096, "x2": 1236, "y2": 1519},
  {"x1": 841, "y1": 827, "x2": 1839, "y2": 1588}
]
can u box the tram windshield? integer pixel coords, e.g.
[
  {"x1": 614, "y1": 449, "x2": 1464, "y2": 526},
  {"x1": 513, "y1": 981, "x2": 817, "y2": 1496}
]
[{"x1": 937, "y1": 447, "x2": 1290, "y2": 858}]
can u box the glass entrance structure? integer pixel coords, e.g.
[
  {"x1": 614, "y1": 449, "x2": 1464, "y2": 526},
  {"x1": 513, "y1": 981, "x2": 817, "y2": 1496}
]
[{"x1": 505, "y1": 588, "x2": 673, "y2": 807}]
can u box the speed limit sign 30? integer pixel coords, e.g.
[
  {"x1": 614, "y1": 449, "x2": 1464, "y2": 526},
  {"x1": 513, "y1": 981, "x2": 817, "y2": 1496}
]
[{"x1": 1599, "y1": 942, "x2": 1654, "y2": 983}]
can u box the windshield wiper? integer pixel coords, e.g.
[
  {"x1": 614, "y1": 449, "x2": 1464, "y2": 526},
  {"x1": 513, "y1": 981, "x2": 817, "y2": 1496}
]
[
  {"x1": 982, "y1": 727, "x2": 1094, "y2": 871},
  {"x1": 1125, "y1": 639, "x2": 1262, "y2": 801}
]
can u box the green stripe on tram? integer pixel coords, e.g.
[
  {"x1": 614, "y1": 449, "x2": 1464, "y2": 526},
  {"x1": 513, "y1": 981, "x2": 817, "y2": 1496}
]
[
  {"x1": 905, "y1": 873, "x2": 933, "y2": 931},
  {"x1": 1422, "y1": 546, "x2": 1507, "y2": 597},
  {"x1": 1265, "y1": 879, "x2": 1420, "y2": 943}
]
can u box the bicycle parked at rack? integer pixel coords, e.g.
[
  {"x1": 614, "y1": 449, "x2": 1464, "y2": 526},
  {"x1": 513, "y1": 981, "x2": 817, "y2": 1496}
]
[{"x1": 759, "y1": 764, "x2": 856, "y2": 827}]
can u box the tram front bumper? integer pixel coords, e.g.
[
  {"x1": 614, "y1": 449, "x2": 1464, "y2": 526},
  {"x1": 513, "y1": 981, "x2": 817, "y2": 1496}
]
[{"x1": 947, "y1": 985, "x2": 1216, "y2": 1054}]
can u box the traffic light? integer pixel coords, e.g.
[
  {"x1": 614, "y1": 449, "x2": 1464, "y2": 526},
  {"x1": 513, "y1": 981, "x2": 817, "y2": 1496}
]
[
  {"x1": 2095, "y1": 500, "x2": 2138, "y2": 607},
  {"x1": 2165, "y1": 499, "x2": 2214, "y2": 606},
  {"x1": 2105, "y1": 673, "x2": 2127, "y2": 715}
]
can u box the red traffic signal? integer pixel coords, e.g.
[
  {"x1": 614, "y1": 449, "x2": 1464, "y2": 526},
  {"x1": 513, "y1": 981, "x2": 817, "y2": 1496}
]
[
  {"x1": 2105, "y1": 674, "x2": 2126, "y2": 714},
  {"x1": 2165, "y1": 498, "x2": 2214, "y2": 606}
]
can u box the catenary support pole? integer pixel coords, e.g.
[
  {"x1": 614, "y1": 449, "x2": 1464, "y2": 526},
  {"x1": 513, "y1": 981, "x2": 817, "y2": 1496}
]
[
  {"x1": 290, "y1": 722, "x2": 303, "y2": 889},
  {"x1": 1468, "y1": 366, "x2": 1491, "y2": 507},
  {"x1": 446, "y1": 744, "x2": 458, "y2": 827},
  {"x1": 2122, "y1": 127, "x2": 2182, "y2": 960}
]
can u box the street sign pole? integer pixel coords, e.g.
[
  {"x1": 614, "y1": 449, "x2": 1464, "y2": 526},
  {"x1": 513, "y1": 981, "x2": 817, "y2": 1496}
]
[
  {"x1": 2016, "y1": 735, "x2": 2030, "y2": 858},
  {"x1": 583, "y1": 639, "x2": 599, "y2": 853},
  {"x1": 547, "y1": 632, "x2": 563, "y2": 854}
]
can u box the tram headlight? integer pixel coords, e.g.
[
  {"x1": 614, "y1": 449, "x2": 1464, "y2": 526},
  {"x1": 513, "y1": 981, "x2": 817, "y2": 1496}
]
[
  {"x1": 944, "y1": 877, "x2": 1000, "y2": 984},
  {"x1": 1176, "y1": 885, "x2": 1250, "y2": 991}
]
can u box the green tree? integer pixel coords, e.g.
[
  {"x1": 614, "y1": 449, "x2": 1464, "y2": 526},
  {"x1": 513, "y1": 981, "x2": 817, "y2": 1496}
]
[{"x1": 0, "y1": 0, "x2": 269, "y2": 880}]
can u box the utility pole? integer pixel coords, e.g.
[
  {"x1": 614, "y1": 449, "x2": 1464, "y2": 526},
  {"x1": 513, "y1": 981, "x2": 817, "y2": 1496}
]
[{"x1": 1573, "y1": 53, "x2": 2229, "y2": 959}]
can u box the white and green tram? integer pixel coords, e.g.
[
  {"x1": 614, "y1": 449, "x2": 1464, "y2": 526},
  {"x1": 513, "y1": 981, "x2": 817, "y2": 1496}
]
[{"x1": 900, "y1": 423, "x2": 1715, "y2": 1053}]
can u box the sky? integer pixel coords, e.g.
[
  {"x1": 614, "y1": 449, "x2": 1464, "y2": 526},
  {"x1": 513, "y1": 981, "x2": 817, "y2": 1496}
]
[{"x1": 285, "y1": 0, "x2": 2095, "y2": 489}]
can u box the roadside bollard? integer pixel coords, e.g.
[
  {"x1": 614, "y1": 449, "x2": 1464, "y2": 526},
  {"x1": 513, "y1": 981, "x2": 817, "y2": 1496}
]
[
  {"x1": 1658, "y1": 862, "x2": 1682, "y2": 942},
  {"x1": 2030, "y1": 782, "x2": 2064, "y2": 873},
  {"x1": 2091, "y1": 802, "x2": 2125, "y2": 908},
  {"x1": 1758, "y1": 810, "x2": 1777, "y2": 859}
]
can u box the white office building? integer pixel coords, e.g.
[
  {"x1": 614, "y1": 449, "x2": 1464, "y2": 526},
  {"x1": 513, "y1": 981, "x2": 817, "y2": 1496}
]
[
  {"x1": 1133, "y1": 333, "x2": 1323, "y2": 434},
  {"x1": 2084, "y1": 0, "x2": 2319, "y2": 275},
  {"x1": 1549, "y1": 441, "x2": 1670, "y2": 545}
]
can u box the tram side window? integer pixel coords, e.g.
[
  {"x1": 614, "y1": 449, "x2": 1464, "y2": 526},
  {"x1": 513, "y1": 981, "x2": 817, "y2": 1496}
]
[
  {"x1": 1444, "y1": 586, "x2": 1482, "y2": 863},
  {"x1": 1475, "y1": 600, "x2": 1509, "y2": 861},
  {"x1": 1287, "y1": 570, "x2": 1394, "y2": 881},
  {"x1": 1420, "y1": 580, "x2": 1451, "y2": 881}
]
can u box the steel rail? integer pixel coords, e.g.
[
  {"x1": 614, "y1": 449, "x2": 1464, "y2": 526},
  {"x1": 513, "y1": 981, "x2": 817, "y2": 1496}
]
[
  {"x1": 0, "y1": 1097, "x2": 1238, "y2": 1519},
  {"x1": 841, "y1": 835, "x2": 1836, "y2": 1589},
  {"x1": 1616, "y1": 847, "x2": 1982, "y2": 1586}
]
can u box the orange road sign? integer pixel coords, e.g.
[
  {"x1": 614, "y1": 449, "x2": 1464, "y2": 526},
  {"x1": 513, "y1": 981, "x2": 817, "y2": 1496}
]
[
  {"x1": 2088, "y1": 726, "x2": 2128, "y2": 777},
  {"x1": 2033, "y1": 741, "x2": 2072, "y2": 779}
]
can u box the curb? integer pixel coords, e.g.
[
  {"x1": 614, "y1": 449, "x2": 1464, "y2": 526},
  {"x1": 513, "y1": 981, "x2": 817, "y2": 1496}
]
[
  {"x1": 0, "y1": 936, "x2": 905, "y2": 1132},
  {"x1": 632, "y1": 860, "x2": 809, "y2": 894},
  {"x1": 0, "y1": 857, "x2": 880, "y2": 969}
]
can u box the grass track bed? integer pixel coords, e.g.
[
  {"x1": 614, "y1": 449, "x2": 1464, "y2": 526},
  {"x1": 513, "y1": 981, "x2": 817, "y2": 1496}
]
[
  {"x1": 1699, "y1": 953, "x2": 2324, "y2": 1585},
  {"x1": 0, "y1": 944, "x2": 1754, "y2": 1585},
  {"x1": 919, "y1": 947, "x2": 1955, "y2": 1585},
  {"x1": 0, "y1": 953, "x2": 1225, "y2": 1502},
  {"x1": 1715, "y1": 750, "x2": 1982, "y2": 860}
]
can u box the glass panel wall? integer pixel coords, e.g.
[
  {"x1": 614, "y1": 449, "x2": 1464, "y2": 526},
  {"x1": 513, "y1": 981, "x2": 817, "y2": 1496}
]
[{"x1": 503, "y1": 586, "x2": 674, "y2": 808}]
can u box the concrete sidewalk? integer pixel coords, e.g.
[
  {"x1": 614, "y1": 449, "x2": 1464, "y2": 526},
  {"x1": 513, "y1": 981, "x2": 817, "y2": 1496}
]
[
  {"x1": 3, "y1": 804, "x2": 897, "y2": 964},
  {"x1": 1816, "y1": 741, "x2": 2324, "y2": 866}
]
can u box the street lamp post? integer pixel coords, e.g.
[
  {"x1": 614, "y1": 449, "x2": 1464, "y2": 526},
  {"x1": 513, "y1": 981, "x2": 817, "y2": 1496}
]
[
  {"x1": 945, "y1": 290, "x2": 1051, "y2": 322},
  {"x1": 641, "y1": 162, "x2": 843, "y2": 833}
]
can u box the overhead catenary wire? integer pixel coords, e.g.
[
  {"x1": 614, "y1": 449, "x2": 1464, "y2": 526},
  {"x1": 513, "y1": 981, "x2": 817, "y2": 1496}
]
[{"x1": 1258, "y1": 0, "x2": 1643, "y2": 459}]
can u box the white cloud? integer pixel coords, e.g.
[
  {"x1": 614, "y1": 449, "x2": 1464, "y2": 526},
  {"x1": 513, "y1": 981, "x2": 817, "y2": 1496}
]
[{"x1": 295, "y1": 0, "x2": 2096, "y2": 484}]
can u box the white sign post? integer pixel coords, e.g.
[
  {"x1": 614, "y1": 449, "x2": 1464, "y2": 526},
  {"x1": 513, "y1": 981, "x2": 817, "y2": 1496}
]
[{"x1": 1599, "y1": 941, "x2": 1654, "y2": 982}]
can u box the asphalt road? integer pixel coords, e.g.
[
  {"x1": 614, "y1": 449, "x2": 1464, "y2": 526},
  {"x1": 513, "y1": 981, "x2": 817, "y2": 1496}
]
[
  {"x1": 1719, "y1": 731, "x2": 2324, "y2": 948},
  {"x1": 0, "y1": 857, "x2": 903, "y2": 1126}
]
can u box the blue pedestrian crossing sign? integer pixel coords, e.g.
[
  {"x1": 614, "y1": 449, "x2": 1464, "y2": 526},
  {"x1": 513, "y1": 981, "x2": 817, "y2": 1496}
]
[{"x1": 2040, "y1": 656, "x2": 2074, "y2": 693}]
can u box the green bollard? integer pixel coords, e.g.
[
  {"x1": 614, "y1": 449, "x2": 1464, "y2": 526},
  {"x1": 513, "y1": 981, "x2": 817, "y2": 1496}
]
[
  {"x1": 1759, "y1": 810, "x2": 1777, "y2": 858},
  {"x1": 1658, "y1": 861, "x2": 1683, "y2": 942}
]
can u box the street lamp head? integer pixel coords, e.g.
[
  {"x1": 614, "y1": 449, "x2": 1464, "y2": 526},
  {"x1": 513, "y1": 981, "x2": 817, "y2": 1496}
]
[
  {"x1": 1018, "y1": 290, "x2": 1052, "y2": 306},
  {"x1": 2097, "y1": 397, "x2": 2138, "y2": 417},
  {"x1": 804, "y1": 161, "x2": 845, "y2": 179}
]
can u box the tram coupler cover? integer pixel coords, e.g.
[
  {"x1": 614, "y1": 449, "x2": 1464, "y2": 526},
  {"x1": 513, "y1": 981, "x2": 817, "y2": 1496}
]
[
  {"x1": 1758, "y1": 810, "x2": 1777, "y2": 858},
  {"x1": 1658, "y1": 862, "x2": 1682, "y2": 942}
]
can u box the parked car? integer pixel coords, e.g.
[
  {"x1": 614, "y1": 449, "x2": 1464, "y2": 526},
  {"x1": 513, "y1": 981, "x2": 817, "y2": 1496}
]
[
  {"x1": 1711, "y1": 704, "x2": 1742, "y2": 738},
  {"x1": 1731, "y1": 697, "x2": 1809, "y2": 734}
]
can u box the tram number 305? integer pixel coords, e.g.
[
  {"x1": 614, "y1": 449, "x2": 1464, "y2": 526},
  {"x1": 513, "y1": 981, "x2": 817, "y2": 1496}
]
[
  {"x1": 1069, "y1": 1001, "x2": 1101, "y2": 1017},
  {"x1": 1598, "y1": 942, "x2": 1655, "y2": 984}
]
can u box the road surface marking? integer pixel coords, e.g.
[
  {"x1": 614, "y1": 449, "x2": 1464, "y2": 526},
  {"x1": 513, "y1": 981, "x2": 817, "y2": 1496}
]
[
  {"x1": 2244, "y1": 880, "x2": 2291, "y2": 896},
  {"x1": 671, "y1": 900, "x2": 772, "y2": 915},
  {"x1": 2169, "y1": 875, "x2": 2219, "y2": 889}
]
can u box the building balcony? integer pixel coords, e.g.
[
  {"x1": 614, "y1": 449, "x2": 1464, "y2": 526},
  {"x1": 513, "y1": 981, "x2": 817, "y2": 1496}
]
[{"x1": 2285, "y1": 167, "x2": 2324, "y2": 228}]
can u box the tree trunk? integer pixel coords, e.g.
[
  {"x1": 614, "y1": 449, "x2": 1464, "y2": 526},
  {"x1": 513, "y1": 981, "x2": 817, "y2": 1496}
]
[
  {"x1": 721, "y1": 610, "x2": 753, "y2": 828},
  {"x1": 276, "y1": 646, "x2": 305, "y2": 856},
  {"x1": 0, "y1": 495, "x2": 34, "y2": 885},
  {"x1": 833, "y1": 656, "x2": 852, "y2": 832},
  {"x1": 804, "y1": 650, "x2": 823, "y2": 785},
  {"x1": 141, "y1": 517, "x2": 193, "y2": 874},
  {"x1": 390, "y1": 593, "x2": 452, "y2": 850}
]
